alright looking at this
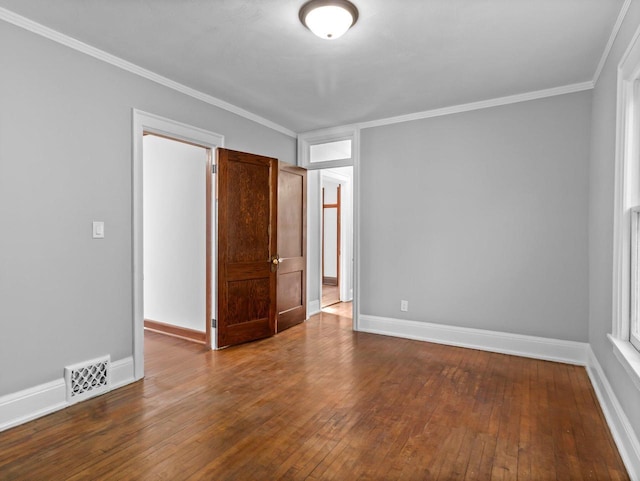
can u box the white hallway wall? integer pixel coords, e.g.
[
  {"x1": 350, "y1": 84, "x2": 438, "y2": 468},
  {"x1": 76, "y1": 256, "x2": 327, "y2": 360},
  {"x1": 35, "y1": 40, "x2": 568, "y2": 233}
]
[
  {"x1": 322, "y1": 179, "x2": 339, "y2": 279},
  {"x1": 143, "y1": 135, "x2": 207, "y2": 333},
  {"x1": 0, "y1": 19, "x2": 295, "y2": 397}
]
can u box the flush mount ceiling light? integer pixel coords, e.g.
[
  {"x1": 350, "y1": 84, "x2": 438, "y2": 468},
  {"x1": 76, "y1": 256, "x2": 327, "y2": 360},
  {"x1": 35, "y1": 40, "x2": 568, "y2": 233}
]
[{"x1": 299, "y1": 0, "x2": 359, "y2": 40}]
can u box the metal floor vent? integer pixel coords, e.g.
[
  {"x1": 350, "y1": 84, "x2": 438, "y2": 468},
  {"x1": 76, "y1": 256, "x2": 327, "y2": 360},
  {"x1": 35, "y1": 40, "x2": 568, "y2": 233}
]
[{"x1": 64, "y1": 356, "x2": 111, "y2": 404}]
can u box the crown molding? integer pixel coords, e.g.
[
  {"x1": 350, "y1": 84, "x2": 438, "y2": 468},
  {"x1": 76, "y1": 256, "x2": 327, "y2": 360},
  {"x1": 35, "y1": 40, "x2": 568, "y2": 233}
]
[
  {"x1": 0, "y1": 7, "x2": 297, "y2": 138},
  {"x1": 1, "y1": 5, "x2": 609, "y2": 137},
  {"x1": 593, "y1": 0, "x2": 633, "y2": 86},
  {"x1": 356, "y1": 81, "x2": 594, "y2": 130}
]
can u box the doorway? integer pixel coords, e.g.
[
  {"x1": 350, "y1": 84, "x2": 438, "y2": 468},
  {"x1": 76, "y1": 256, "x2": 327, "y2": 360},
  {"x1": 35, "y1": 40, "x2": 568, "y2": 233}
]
[
  {"x1": 142, "y1": 133, "x2": 212, "y2": 346},
  {"x1": 319, "y1": 167, "x2": 353, "y2": 318},
  {"x1": 298, "y1": 129, "x2": 359, "y2": 327},
  {"x1": 132, "y1": 110, "x2": 224, "y2": 380},
  {"x1": 322, "y1": 180, "x2": 340, "y2": 308}
]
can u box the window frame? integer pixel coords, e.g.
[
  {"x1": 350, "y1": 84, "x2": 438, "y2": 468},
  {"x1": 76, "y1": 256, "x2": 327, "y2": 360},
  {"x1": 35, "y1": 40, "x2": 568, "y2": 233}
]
[
  {"x1": 611, "y1": 24, "x2": 640, "y2": 390},
  {"x1": 613, "y1": 55, "x2": 640, "y2": 344},
  {"x1": 298, "y1": 126, "x2": 358, "y2": 170},
  {"x1": 309, "y1": 138, "x2": 353, "y2": 164},
  {"x1": 631, "y1": 207, "x2": 640, "y2": 350}
]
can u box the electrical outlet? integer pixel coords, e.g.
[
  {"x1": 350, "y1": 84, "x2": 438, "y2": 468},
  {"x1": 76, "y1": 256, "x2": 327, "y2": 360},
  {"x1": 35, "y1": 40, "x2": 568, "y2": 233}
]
[{"x1": 400, "y1": 300, "x2": 409, "y2": 312}]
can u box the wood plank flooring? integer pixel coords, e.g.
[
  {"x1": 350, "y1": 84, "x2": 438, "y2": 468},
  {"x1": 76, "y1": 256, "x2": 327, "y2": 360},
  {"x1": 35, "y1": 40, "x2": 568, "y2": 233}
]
[
  {"x1": 0, "y1": 310, "x2": 629, "y2": 480},
  {"x1": 322, "y1": 301, "x2": 352, "y2": 318},
  {"x1": 321, "y1": 285, "x2": 340, "y2": 308}
]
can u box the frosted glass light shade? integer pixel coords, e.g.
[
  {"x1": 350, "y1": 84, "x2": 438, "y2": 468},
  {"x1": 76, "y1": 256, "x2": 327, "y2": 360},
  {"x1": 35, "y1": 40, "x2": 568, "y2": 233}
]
[{"x1": 299, "y1": 0, "x2": 358, "y2": 40}]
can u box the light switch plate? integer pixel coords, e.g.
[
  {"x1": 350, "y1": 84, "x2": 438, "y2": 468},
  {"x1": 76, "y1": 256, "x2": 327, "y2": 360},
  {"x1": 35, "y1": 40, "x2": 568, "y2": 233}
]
[{"x1": 92, "y1": 221, "x2": 105, "y2": 239}]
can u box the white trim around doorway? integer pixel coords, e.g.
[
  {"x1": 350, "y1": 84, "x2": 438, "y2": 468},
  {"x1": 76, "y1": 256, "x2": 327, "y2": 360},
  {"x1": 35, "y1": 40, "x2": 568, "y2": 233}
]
[
  {"x1": 299, "y1": 126, "x2": 360, "y2": 330},
  {"x1": 132, "y1": 109, "x2": 224, "y2": 380}
]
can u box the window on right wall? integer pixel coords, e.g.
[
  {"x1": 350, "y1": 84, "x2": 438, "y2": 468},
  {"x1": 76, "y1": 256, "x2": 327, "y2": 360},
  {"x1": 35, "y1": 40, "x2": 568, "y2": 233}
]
[
  {"x1": 611, "y1": 28, "x2": 640, "y2": 380},
  {"x1": 631, "y1": 207, "x2": 640, "y2": 351}
]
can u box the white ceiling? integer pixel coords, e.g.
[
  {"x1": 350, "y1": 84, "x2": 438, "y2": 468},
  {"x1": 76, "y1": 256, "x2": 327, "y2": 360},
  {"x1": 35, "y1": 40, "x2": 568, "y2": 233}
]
[{"x1": 0, "y1": 0, "x2": 625, "y2": 133}]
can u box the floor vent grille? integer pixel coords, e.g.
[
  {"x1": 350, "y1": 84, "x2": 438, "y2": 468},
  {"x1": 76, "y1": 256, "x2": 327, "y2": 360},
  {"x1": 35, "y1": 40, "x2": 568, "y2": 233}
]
[{"x1": 64, "y1": 356, "x2": 111, "y2": 404}]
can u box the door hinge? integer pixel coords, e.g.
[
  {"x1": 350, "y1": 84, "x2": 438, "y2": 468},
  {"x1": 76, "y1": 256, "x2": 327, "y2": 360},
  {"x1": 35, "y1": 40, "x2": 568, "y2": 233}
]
[
  {"x1": 211, "y1": 318, "x2": 217, "y2": 328},
  {"x1": 212, "y1": 164, "x2": 217, "y2": 174}
]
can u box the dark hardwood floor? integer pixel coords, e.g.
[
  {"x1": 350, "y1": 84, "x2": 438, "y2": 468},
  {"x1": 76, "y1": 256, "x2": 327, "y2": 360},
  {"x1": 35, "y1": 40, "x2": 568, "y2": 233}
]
[{"x1": 0, "y1": 310, "x2": 629, "y2": 480}]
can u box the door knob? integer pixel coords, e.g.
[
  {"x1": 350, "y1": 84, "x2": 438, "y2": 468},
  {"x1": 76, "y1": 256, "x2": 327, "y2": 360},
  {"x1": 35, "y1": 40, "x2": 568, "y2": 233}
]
[{"x1": 270, "y1": 255, "x2": 283, "y2": 272}]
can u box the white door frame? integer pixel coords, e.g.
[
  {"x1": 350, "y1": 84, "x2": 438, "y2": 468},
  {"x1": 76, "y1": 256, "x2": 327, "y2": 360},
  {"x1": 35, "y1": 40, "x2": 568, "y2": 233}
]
[
  {"x1": 132, "y1": 109, "x2": 224, "y2": 381},
  {"x1": 298, "y1": 126, "x2": 360, "y2": 330}
]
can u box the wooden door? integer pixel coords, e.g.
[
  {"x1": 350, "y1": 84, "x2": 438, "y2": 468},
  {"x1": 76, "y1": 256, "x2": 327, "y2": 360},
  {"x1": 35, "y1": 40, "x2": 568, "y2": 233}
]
[
  {"x1": 276, "y1": 162, "x2": 307, "y2": 332},
  {"x1": 217, "y1": 148, "x2": 278, "y2": 348}
]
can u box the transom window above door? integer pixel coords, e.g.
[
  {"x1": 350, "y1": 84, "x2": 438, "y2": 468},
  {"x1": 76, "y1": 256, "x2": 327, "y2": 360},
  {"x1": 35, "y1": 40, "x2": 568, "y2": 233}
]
[
  {"x1": 310, "y1": 139, "x2": 352, "y2": 163},
  {"x1": 298, "y1": 126, "x2": 358, "y2": 169}
]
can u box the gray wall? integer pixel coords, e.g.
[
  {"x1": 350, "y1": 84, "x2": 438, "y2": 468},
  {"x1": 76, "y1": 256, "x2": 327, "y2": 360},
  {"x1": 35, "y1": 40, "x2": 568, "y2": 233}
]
[
  {"x1": 360, "y1": 91, "x2": 591, "y2": 341},
  {"x1": 0, "y1": 20, "x2": 295, "y2": 395},
  {"x1": 589, "y1": 0, "x2": 640, "y2": 447}
]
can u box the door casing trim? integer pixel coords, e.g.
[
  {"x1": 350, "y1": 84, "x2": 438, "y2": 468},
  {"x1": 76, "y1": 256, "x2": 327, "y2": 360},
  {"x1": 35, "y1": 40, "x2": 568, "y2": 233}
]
[
  {"x1": 298, "y1": 126, "x2": 360, "y2": 330},
  {"x1": 132, "y1": 109, "x2": 224, "y2": 380}
]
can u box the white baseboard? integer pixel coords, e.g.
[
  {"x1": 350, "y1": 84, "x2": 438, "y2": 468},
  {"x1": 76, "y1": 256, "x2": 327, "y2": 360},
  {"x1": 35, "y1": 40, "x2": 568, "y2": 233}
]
[
  {"x1": 308, "y1": 299, "x2": 321, "y2": 317},
  {"x1": 0, "y1": 379, "x2": 67, "y2": 432},
  {"x1": 111, "y1": 356, "x2": 135, "y2": 389},
  {"x1": 0, "y1": 356, "x2": 136, "y2": 432},
  {"x1": 587, "y1": 348, "x2": 640, "y2": 481},
  {"x1": 358, "y1": 315, "x2": 589, "y2": 365}
]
